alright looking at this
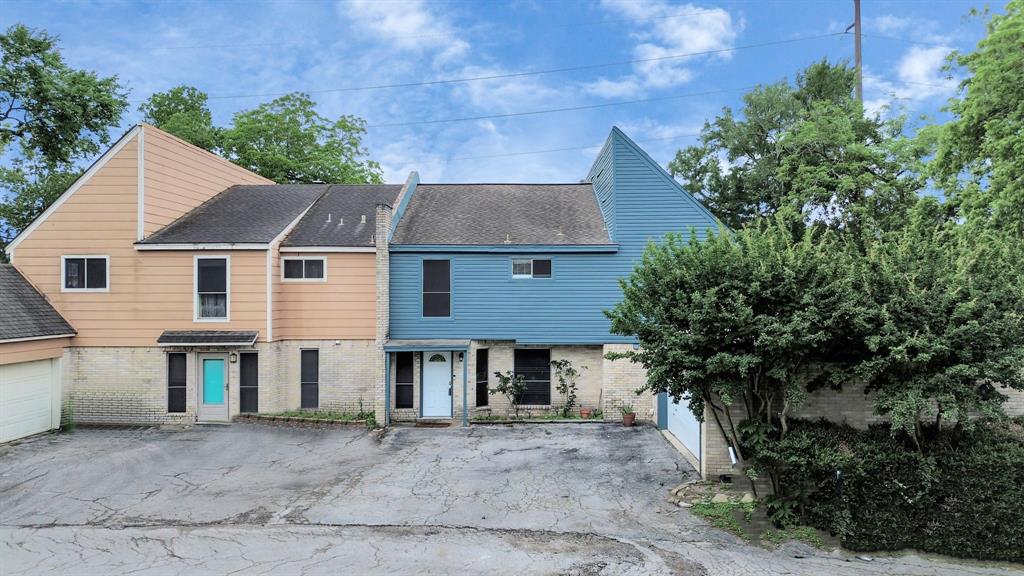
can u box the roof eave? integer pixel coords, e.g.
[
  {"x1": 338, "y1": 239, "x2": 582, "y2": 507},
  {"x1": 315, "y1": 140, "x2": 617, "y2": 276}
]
[{"x1": 388, "y1": 243, "x2": 619, "y2": 253}]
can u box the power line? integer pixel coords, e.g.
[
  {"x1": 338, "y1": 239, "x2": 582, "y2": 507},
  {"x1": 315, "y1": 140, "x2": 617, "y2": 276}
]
[
  {"x1": 449, "y1": 133, "x2": 701, "y2": 161},
  {"x1": 366, "y1": 86, "x2": 754, "y2": 128},
  {"x1": 858, "y1": 32, "x2": 953, "y2": 49},
  {"x1": 201, "y1": 32, "x2": 844, "y2": 100}
]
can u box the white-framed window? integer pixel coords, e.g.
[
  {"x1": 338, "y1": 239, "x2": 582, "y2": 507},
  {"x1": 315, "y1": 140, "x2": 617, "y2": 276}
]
[
  {"x1": 511, "y1": 258, "x2": 552, "y2": 279},
  {"x1": 61, "y1": 255, "x2": 109, "y2": 292},
  {"x1": 281, "y1": 257, "x2": 326, "y2": 282},
  {"x1": 194, "y1": 255, "x2": 230, "y2": 322}
]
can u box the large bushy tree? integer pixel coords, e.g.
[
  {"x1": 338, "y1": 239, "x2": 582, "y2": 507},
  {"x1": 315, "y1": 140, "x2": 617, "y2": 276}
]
[
  {"x1": 138, "y1": 85, "x2": 219, "y2": 152},
  {"x1": 0, "y1": 24, "x2": 128, "y2": 257},
  {"x1": 927, "y1": 0, "x2": 1023, "y2": 237},
  {"x1": 669, "y1": 60, "x2": 927, "y2": 233}
]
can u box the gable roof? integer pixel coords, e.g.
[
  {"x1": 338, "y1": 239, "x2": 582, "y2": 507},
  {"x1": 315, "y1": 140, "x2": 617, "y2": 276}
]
[
  {"x1": 390, "y1": 184, "x2": 612, "y2": 246},
  {"x1": 283, "y1": 184, "x2": 401, "y2": 247},
  {"x1": 0, "y1": 265, "x2": 75, "y2": 342},
  {"x1": 138, "y1": 184, "x2": 328, "y2": 245}
]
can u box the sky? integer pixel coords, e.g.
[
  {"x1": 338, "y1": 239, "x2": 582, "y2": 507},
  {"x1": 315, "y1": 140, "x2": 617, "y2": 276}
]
[{"x1": 2, "y1": 0, "x2": 995, "y2": 184}]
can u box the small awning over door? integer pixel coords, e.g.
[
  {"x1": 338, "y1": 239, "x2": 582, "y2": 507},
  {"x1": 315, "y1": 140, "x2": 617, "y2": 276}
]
[{"x1": 157, "y1": 330, "x2": 258, "y2": 347}]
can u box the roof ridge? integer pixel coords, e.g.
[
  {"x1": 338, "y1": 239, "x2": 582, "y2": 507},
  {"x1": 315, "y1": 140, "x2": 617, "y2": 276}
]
[{"x1": 418, "y1": 182, "x2": 591, "y2": 186}]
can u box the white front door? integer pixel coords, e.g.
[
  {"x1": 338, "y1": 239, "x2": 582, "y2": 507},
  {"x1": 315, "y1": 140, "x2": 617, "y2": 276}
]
[
  {"x1": 197, "y1": 354, "x2": 229, "y2": 422},
  {"x1": 421, "y1": 351, "x2": 452, "y2": 418}
]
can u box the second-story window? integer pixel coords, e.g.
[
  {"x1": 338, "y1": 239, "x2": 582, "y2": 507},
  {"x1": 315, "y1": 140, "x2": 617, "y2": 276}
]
[
  {"x1": 196, "y1": 257, "x2": 229, "y2": 321},
  {"x1": 282, "y1": 257, "x2": 326, "y2": 281},
  {"x1": 422, "y1": 259, "x2": 451, "y2": 317},
  {"x1": 62, "y1": 255, "x2": 108, "y2": 291},
  {"x1": 511, "y1": 258, "x2": 552, "y2": 279}
]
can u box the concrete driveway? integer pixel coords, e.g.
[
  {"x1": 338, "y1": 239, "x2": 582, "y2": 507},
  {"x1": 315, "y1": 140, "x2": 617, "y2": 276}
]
[{"x1": 0, "y1": 424, "x2": 1016, "y2": 575}]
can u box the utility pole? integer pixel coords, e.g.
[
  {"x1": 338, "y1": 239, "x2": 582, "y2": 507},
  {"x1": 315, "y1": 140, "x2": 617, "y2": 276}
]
[{"x1": 853, "y1": 0, "x2": 863, "y2": 101}]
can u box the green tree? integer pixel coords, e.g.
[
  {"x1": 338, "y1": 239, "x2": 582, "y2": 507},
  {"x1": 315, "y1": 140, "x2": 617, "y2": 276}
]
[
  {"x1": 853, "y1": 198, "x2": 1024, "y2": 447},
  {"x1": 138, "y1": 85, "x2": 219, "y2": 151},
  {"x1": 0, "y1": 24, "x2": 128, "y2": 257},
  {"x1": 605, "y1": 218, "x2": 863, "y2": 492},
  {"x1": 219, "y1": 93, "x2": 382, "y2": 184},
  {"x1": 670, "y1": 60, "x2": 926, "y2": 233},
  {"x1": 927, "y1": 0, "x2": 1024, "y2": 237}
]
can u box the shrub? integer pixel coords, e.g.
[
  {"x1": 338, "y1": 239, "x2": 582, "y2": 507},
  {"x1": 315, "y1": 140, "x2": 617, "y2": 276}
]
[{"x1": 757, "y1": 418, "x2": 1024, "y2": 562}]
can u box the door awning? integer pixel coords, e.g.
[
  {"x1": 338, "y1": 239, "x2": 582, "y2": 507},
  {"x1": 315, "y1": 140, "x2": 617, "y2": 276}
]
[
  {"x1": 384, "y1": 339, "x2": 470, "y2": 352},
  {"x1": 157, "y1": 330, "x2": 258, "y2": 347}
]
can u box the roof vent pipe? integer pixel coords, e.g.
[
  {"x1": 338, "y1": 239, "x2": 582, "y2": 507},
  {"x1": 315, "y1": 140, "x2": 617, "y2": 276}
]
[
  {"x1": 503, "y1": 233, "x2": 512, "y2": 244},
  {"x1": 361, "y1": 214, "x2": 367, "y2": 224},
  {"x1": 326, "y1": 213, "x2": 331, "y2": 223}
]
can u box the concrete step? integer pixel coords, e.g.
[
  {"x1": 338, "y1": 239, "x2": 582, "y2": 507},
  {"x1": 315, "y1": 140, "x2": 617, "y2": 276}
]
[{"x1": 415, "y1": 419, "x2": 452, "y2": 428}]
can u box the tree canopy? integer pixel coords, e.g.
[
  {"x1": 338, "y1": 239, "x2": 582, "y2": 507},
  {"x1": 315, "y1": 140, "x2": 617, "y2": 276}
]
[
  {"x1": 669, "y1": 60, "x2": 927, "y2": 233},
  {"x1": 140, "y1": 88, "x2": 383, "y2": 184}
]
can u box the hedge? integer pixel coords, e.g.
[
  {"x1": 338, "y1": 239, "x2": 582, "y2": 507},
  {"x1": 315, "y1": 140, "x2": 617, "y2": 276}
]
[{"x1": 759, "y1": 418, "x2": 1024, "y2": 562}]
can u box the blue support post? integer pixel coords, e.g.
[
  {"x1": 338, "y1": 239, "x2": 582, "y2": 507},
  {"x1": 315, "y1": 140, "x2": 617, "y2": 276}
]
[
  {"x1": 462, "y1": 350, "x2": 468, "y2": 427},
  {"x1": 384, "y1": 352, "x2": 391, "y2": 428}
]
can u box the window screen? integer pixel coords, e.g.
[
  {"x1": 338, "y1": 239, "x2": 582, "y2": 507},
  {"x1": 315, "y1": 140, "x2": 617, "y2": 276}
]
[
  {"x1": 422, "y1": 260, "x2": 451, "y2": 317},
  {"x1": 283, "y1": 259, "x2": 325, "y2": 280},
  {"x1": 475, "y1": 349, "x2": 489, "y2": 407},
  {"x1": 395, "y1": 352, "x2": 414, "y2": 409},
  {"x1": 511, "y1": 258, "x2": 551, "y2": 279},
  {"x1": 167, "y1": 353, "x2": 187, "y2": 413},
  {"x1": 300, "y1": 349, "x2": 319, "y2": 409},
  {"x1": 532, "y1": 259, "x2": 552, "y2": 278},
  {"x1": 514, "y1": 349, "x2": 551, "y2": 405},
  {"x1": 197, "y1": 258, "x2": 228, "y2": 319},
  {"x1": 64, "y1": 257, "x2": 107, "y2": 290}
]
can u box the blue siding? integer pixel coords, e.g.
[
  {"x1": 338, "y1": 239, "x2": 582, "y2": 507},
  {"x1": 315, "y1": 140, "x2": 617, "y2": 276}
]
[{"x1": 389, "y1": 128, "x2": 720, "y2": 344}]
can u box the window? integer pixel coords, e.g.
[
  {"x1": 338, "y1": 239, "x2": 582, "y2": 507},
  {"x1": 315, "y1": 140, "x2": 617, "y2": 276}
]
[
  {"x1": 62, "y1": 256, "x2": 108, "y2": 291},
  {"x1": 167, "y1": 353, "x2": 187, "y2": 413},
  {"x1": 300, "y1": 349, "x2": 319, "y2": 409},
  {"x1": 475, "y1": 349, "x2": 489, "y2": 407},
  {"x1": 282, "y1": 257, "x2": 326, "y2": 281},
  {"x1": 514, "y1": 348, "x2": 551, "y2": 405},
  {"x1": 195, "y1": 257, "x2": 229, "y2": 321},
  {"x1": 395, "y1": 352, "x2": 414, "y2": 409},
  {"x1": 511, "y1": 258, "x2": 552, "y2": 279},
  {"x1": 422, "y1": 259, "x2": 451, "y2": 317},
  {"x1": 239, "y1": 353, "x2": 258, "y2": 413}
]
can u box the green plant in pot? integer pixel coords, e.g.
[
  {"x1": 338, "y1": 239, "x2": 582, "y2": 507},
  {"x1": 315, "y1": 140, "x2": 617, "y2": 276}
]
[{"x1": 620, "y1": 403, "x2": 636, "y2": 427}]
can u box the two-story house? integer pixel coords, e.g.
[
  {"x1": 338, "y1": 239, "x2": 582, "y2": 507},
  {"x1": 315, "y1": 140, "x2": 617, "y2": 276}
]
[{"x1": 2, "y1": 124, "x2": 398, "y2": 430}]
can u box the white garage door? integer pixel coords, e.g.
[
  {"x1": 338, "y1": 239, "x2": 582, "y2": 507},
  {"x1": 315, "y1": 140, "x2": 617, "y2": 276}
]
[
  {"x1": 667, "y1": 394, "x2": 701, "y2": 460},
  {"x1": 0, "y1": 359, "x2": 61, "y2": 443}
]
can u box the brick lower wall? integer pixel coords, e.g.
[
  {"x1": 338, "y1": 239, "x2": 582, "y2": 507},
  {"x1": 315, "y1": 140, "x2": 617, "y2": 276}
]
[{"x1": 602, "y1": 344, "x2": 655, "y2": 422}]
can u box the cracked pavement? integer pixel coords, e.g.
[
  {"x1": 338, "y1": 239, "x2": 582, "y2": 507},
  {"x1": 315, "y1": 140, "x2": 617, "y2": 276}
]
[{"x1": 1, "y1": 424, "x2": 1019, "y2": 575}]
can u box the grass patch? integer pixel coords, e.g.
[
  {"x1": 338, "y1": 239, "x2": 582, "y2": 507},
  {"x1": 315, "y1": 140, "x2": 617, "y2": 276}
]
[
  {"x1": 261, "y1": 410, "x2": 373, "y2": 422},
  {"x1": 472, "y1": 410, "x2": 605, "y2": 422},
  {"x1": 760, "y1": 526, "x2": 825, "y2": 549},
  {"x1": 689, "y1": 498, "x2": 757, "y2": 539}
]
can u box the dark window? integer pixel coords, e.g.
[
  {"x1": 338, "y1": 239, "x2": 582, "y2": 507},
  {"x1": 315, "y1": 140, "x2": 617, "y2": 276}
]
[
  {"x1": 239, "y1": 353, "x2": 258, "y2": 413},
  {"x1": 283, "y1": 258, "x2": 325, "y2": 280},
  {"x1": 395, "y1": 352, "x2": 414, "y2": 409},
  {"x1": 422, "y1": 259, "x2": 451, "y2": 317},
  {"x1": 197, "y1": 258, "x2": 228, "y2": 319},
  {"x1": 532, "y1": 259, "x2": 552, "y2": 278},
  {"x1": 514, "y1": 349, "x2": 551, "y2": 405},
  {"x1": 167, "y1": 353, "x2": 187, "y2": 413},
  {"x1": 475, "y1": 349, "x2": 489, "y2": 407},
  {"x1": 300, "y1": 349, "x2": 319, "y2": 409},
  {"x1": 64, "y1": 257, "x2": 107, "y2": 290}
]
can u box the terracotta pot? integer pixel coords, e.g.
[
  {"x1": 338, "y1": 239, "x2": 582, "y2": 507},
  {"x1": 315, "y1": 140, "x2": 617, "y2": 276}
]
[
  {"x1": 622, "y1": 413, "x2": 636, "y2": 427},
  {"x1": 580, "y1": 408, "x2": 593, "y2": 419}
]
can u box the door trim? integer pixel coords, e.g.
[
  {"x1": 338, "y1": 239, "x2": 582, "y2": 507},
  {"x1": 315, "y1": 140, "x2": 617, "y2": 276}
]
[{"x1": 197, "y1": 352, "x2": 230, "y2": 422}]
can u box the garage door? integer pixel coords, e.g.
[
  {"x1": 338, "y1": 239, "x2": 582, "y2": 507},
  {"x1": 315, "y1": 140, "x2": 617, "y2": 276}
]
[
  {"x1": 0, "y1": 359, "x2": 61, "y2": 443},
  {"x1": 667, "y1": 394, "x2": 701, "y2": 460}
]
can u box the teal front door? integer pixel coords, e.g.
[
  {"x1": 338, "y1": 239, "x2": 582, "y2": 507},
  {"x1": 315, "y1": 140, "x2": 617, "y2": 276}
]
[{"x1": 198, "y1": 354, "x2": 229, "y2": 421}]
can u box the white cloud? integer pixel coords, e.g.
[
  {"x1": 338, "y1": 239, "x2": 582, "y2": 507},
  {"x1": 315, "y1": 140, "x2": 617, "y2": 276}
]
[
  {"x1": 339, "y1": 0, "x2": 469, "y2": 64},
  {"x1": 863, "y1": 45, "x2": 956, "y2": 116},
  {"x1": 584, "y1": 0, "x2": 741, "y2": 98},
  {"x1": 870, "y1": 15, "x2": 912, "y2": 34}
]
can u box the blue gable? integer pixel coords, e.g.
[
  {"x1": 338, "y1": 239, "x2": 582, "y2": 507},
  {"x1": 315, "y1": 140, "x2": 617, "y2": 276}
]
[{"x1": 388, "y1": 127, "x2": 720, "y2": 344}]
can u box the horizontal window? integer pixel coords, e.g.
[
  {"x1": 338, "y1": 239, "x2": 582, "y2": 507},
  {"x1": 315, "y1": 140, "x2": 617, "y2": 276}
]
[
  {"x1": 511, "y1": 258, "x2": 551, "y2": 279},
  {"x1": 282, "y1": 257, "x2": 326, "y2": 281},
  {"x1": 62, "y1": 256, "x2": 108, "y2": 291},
  {"x1": 195, "y1": 257, "x2": 229, "y2": 320}
]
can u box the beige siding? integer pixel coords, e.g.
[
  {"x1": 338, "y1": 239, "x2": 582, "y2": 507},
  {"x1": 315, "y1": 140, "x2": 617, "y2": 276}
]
[
  {"x1": 0, "y1": 338, "x2": 71, "y2": 365},
  {"x1": 142, "y1": 126, "x2": 271, "y2": 236},
  {"x1": 12, "y1": 126, "x2": 273, "y2": 347},
  {"x1": 275, "y1": 253, "x2": 376, "y2": 340}
]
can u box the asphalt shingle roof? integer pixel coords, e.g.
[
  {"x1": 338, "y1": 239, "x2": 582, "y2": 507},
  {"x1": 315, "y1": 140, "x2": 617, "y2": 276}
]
[
  {"x1": 0, "y1": 264, "x2": 75, "y2": 342},
  {"x1": 283, "y1": 184, "x2": 401, "y2": 247},
  {"x1": 390, "y1": 184, "x2": 612, "y2": 246},
  {"x1": 139, "y1": 185, "x2": 328, "y2": 244}
]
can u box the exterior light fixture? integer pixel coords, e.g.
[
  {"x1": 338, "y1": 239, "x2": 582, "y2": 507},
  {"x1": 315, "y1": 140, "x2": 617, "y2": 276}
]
[{"x1": 229, "y1": 353, "x2": 237, "y2": 363}]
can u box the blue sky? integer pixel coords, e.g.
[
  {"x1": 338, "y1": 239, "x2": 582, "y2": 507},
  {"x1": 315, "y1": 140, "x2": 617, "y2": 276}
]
[{"x1": 3, "y1": 0, "x2": 993, "y2": 183}]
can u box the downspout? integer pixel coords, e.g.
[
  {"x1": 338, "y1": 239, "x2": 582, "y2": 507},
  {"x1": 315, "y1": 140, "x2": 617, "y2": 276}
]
[{"x1": 462, "y1": 351, "x2": 468, "y2": 427}]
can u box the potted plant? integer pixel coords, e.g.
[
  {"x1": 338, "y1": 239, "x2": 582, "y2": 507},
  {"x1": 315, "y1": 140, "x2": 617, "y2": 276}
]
[
  {"x1": 579, "y1": 407, "x2": 593, "y2": 419},
  {"x1": 620, "y1": 404, "x2": 636, "y2": 427}
]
